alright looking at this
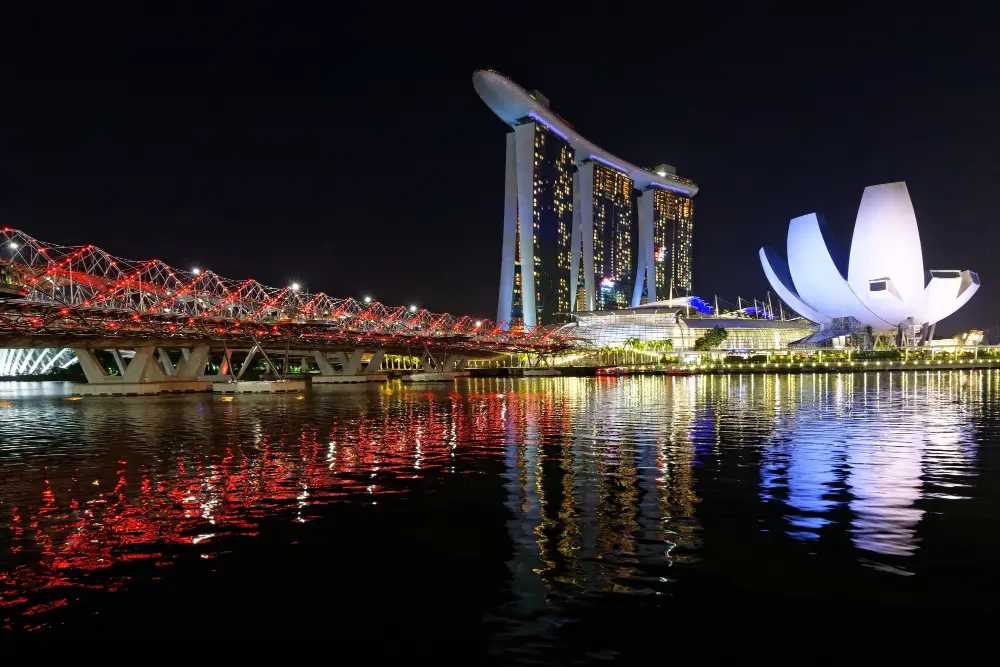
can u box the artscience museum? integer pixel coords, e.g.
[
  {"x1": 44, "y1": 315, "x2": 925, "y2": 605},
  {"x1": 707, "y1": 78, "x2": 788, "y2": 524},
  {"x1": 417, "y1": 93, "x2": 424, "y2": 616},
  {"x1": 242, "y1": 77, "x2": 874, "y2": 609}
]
[{"x1": 760, "y1": 182, "x2": 979, "y2": 344}]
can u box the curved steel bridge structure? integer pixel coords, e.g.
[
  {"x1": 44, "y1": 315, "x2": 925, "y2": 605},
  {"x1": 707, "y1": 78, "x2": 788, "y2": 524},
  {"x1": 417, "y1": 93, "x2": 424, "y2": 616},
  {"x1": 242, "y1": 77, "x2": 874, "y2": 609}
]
[{"x1": 0, "y1": 227, "x2": 573, "y2": 356}]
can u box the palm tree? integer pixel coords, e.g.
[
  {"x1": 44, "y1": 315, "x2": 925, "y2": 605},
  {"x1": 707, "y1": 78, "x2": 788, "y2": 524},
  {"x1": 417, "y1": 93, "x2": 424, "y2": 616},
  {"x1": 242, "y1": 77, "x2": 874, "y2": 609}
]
[{"x1": 623, "y1": 337, "x2": 641, "y2": 365}]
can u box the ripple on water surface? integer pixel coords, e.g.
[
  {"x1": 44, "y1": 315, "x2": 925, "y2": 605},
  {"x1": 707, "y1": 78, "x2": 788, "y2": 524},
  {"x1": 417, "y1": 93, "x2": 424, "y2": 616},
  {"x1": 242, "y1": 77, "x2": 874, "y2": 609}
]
[{"x1": 1, "y1": 373, "x2": 999, "y2": 651}]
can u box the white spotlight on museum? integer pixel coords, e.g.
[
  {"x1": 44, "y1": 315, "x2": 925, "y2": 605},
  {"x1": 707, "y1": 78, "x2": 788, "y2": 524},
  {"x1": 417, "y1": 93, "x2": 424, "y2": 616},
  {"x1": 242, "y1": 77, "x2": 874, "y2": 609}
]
[{"x1": 760, "y1": 182, "x2": 979, "y2": 341}]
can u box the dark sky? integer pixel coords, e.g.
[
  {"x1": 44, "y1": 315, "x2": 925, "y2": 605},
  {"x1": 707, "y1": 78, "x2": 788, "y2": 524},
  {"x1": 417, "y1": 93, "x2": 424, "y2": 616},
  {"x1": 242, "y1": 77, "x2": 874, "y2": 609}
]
[{"x1": 1, "y1": 6, "x2": 998, "y2": 334}]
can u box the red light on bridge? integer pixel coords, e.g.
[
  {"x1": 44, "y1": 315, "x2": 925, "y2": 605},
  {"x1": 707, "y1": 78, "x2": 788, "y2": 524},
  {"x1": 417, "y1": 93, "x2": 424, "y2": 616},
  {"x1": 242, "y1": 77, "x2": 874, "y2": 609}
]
[{"x1": 0, "y1": 229, "x2": 566, "y2": 357}]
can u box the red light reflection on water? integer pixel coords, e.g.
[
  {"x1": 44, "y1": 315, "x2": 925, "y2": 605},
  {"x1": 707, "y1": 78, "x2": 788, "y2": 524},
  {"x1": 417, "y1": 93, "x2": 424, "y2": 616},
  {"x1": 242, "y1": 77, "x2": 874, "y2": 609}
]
[{"x1": 0, "y1": 389, "x2": 512, "y2": 630}]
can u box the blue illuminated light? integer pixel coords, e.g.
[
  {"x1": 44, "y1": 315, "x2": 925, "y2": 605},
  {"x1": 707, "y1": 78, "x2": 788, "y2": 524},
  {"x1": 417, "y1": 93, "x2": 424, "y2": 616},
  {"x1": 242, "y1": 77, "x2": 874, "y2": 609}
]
[
  {"x1": 649, "y1": 181, "x2": 693, "y2": 196},
  {"x1": 527, "y1": 113, "x2": 569, "y2": 141},
  {"x1": 588, "y1": 154, "x2": 630, "y2": 174},
  {"x1": 688, "y1": 296, "x2": 713, "y2": 315},
  {"x1": 743, "y1": 306, "x2": 777, "y2": 320}
]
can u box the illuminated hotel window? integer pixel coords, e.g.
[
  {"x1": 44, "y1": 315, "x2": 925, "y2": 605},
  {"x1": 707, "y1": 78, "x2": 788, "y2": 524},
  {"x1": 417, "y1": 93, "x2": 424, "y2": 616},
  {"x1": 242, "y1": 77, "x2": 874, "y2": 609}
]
[
  {"x1": 588, "y1": 163, "x2": 633, "y2": 311},
  {"x1": 650, "y1": 188, "x2": 695, "y2": 297},
  {"x1": 507, "y1": 122, "x2": 575, "y2": 323}
]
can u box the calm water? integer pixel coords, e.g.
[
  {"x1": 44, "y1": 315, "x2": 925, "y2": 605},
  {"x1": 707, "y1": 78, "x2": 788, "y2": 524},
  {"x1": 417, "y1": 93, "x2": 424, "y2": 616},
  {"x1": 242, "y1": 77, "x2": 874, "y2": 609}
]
[{"x1": 2, "y1": 373, "x2": 999, "y2": 653}]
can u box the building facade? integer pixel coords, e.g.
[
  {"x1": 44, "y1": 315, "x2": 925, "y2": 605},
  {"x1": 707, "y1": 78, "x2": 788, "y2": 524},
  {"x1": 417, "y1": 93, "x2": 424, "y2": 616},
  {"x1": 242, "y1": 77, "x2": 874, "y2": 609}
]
[
  {"x1": 590, "y1": 163, "x2": 634, "y2": 311},
  {"x1": 760, "y1": 182, "x2": 980, "y2": 340},
  {"x1": 570, "y1": 301, "x2": 817, "y2": 351},
  {"x1": 475, "y1": 70, "x2": 699, "y2": 329},
  {"x1": 506, "y1": 122, "x2": 575, "y2": 324},
  {"x1": 650, "y1": 179, "x2": 695, "y2": 299}
]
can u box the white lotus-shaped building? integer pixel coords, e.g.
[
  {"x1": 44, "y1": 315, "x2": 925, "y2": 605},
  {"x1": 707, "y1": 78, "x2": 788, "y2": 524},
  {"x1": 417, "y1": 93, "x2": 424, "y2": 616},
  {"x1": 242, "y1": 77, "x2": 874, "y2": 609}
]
[{"x1": 760, "y1": 182, "x2": 979, "y2": 334}]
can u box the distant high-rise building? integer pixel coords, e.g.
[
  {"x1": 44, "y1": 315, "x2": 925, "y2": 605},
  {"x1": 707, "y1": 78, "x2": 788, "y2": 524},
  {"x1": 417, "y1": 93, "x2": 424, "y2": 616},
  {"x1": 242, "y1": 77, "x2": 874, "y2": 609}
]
[{"x1": 474, "y1": 70, "x2": 699, "y2": 328}]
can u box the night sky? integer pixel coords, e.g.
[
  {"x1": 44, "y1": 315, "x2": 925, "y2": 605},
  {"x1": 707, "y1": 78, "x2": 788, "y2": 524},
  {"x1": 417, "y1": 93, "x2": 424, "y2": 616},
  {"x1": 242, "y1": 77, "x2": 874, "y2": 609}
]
[{"x1": 2, "y1": 7, "x2": 998, "y2": 334}]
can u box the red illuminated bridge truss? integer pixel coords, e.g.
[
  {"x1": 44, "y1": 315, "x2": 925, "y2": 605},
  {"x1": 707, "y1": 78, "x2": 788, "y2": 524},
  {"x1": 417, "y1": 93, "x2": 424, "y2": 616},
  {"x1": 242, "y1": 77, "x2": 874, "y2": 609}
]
[{"x1": 0, "y1": 228, "x2": 575, "y2": 355}]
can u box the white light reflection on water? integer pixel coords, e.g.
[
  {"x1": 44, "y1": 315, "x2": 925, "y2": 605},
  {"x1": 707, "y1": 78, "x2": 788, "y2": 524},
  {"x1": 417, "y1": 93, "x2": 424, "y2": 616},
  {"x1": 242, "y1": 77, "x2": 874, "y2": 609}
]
[
  {"x1": 0, "y1": 372, "x2": 996, "y2": 646},
  {"x1": 755, "y1": 371, "x2": 978, "y2": 557}
]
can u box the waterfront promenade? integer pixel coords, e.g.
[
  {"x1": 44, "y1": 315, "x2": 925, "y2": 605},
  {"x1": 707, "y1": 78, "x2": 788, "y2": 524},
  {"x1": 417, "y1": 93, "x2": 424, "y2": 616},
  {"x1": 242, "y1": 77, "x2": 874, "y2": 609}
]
[
  {"x1": 585, "y1": 357, "x2": 1000, "y2": 376},
  {"x1": 468, "y1": 345, "x2": 1000, "y2": 377}
]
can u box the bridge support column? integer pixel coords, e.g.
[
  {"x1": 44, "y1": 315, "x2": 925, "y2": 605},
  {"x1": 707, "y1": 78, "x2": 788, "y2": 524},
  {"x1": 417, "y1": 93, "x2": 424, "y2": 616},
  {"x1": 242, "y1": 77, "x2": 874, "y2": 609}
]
[
  {"x1": 522, "y1": 353, "x2": 561, "y2": 377},
  {"x1": 367, "y1": 350, "x2": 385, "y2": 373},
  {"x1": 110, "y1": 349, "x2": 127, "y2": 376},
  {"x1": 311, "y1": 349, "x2": 388, "y2": 384},
  {"x1": 154, "y1": 346, "x2": 210, "y2": 381},
  {"x1": 122, "y1": 347, "x2": 167, "y2": 383},
  {"x1": 201, "y1": 349, "x2": 233, "y2": 382},
  {"x1": 402, "y1": 348, "x2": 471, "y2": 382},
  {"x1": 157, "y1": 348, "x2": 176, "y2": 376},
  {"x1": 311, "y1": 350, "x2": 337, "y2": 376},
  {"x1": 72, "y1": 345, "x2": 213, "y2": 396},
  {"x1": 74, "y1": 348, "x2": 112, "y2": 384},
  {"x1": 174, "y1": 345, "x2": 210, "y2": 380},
  {"x1": 211, "y1": 344, "x2": 306, "y2": 394},
  {"x1": 442, "y1": 355, "x2": 468, "y2": 372},
  {"x1": 343, "y1": 349, "x2": 365, "y2": 376}
]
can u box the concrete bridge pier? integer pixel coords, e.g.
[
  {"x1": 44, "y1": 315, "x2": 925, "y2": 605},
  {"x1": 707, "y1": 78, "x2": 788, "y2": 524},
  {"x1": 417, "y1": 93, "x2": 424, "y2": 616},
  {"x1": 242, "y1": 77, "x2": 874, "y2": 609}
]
[
  {"x1": 200, "y1": 351, "x2": 233, "y2": 382},
  {"x1": 311, "y1": 349, "x2": 388, "y2": 384},
  {"x1": 72, "y1": 345, "x2": 214, "y2": 396},
  {"x1": 523, "y1": 353, "x2": 561, "y2": 377},
  {"x1": 402, "y1": 348, "x2": 470, "y2": 382},
  {"x1": 211, "y1": 344, "x2": 306, "y2": 394}
]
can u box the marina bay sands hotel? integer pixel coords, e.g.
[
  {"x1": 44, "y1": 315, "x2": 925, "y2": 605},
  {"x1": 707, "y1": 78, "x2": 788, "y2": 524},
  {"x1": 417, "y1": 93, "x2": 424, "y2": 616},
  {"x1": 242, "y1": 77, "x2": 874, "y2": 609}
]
[{"x1": 474, "y1": 70, "x2": 699, "y2": 328}]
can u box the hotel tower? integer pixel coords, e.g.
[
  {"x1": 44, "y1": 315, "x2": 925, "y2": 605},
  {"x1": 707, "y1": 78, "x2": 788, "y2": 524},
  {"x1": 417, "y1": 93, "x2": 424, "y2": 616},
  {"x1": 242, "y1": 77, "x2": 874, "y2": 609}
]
[{"x1": 474, "y1": 70, "x2": 699, "y2": 328}]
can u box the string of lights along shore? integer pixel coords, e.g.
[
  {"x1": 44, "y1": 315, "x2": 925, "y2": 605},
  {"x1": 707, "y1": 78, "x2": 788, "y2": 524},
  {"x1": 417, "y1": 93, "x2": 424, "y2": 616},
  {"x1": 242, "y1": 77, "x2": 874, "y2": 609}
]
[{"x1": 473, "y1": 70, "x2": 698, "y2": 329}]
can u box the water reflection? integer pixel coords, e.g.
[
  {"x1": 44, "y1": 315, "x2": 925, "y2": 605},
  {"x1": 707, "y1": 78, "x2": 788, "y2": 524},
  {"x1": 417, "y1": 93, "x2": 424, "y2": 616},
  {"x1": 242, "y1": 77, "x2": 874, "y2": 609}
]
[
  {"x1": 0, "y1": 372, "x2": 996, "y2": 642},
  {"x1": 753, "y1": 373, "x2": 980, "y2": 559}
]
